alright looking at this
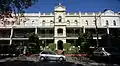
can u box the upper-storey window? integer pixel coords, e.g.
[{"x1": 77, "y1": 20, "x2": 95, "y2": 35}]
[
  {"x1": 67, "y1": 20, "x2": 70, "y2": 23},
  {"x1": 113, "y1": 20, "x2": 116, "y2": 26},
  {"x1": 50, "y1": 20, "x2": 53, "y2": 23},
  {"x1": 57, "y1": 28, "x2": 63, "y2": 34},
  {"x1": 85, "y1": 20, "x2": 88, "y2": 25},
  {"x1": 58, "y1": 16, "x2": 62, "y2": 22},
  {"x1": 67, "y1": 20, "x2": 70, "y2": 25},
  {"x1": 106, "y1": 20, "x2": 109, "y2": 25},
  {"x1": 74, "y1": 20, "x2": 78, "y2": 24},
  {"x1": 32, "y1": 21, "x2": 34, "y2": 23},
  {"x1": 43, "y1": 20, "x2": 45, "y2": 22},
  {"x1": 42, "y1": 20, "x2": 45, "y2": 26},
  {"x1": 23, "y1": 21, "x2": 26, "y2": 23}
]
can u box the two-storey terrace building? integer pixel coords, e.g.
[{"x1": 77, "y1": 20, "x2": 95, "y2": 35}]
[{"x1": 0, "y1": 3, "x2": 120, "y2": 49}]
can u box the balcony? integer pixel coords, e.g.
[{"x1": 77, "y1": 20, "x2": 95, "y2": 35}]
[
  {"x1": 0, "y1": 35, "x2": 10, "y2": 38},
  {"x1": 13, "y1": 33, "x2": 27, "y2": 38},
  {"x1": 92, "y1": 34, "x2": 106, "y2": 37},
  {"x1": 38, "y1": 34, "x2": 54, "y2": 37},
  {"x1": 66, "y1": 33, "x2": 79, "y2": 37}
]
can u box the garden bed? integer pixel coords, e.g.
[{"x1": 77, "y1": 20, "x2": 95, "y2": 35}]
[{"x1": 64, "y1": 54, "x2": 88, "y2": 57}]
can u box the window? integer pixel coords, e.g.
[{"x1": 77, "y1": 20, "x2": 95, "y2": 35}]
[
  {"x1": 106, "y1": 20, "x2": 109, "y2": 25},
  {"x1": 75, "y1": 20, "x2": 78, "y2": 24},
  {"x1": 113, "y1": 20, "x2": 116, "y2": 26},
  {"x1": 67, "y1": 20, "x2": 70, "y2": 22},
  {"x1": 32, "y1": 21, "x2": 34, "y2": 22},
  {"x1": 67, "y1": 20, "x2": 70, "y2": 23},
  {"x1": 41, "y1": 51, "x2": 48, "y2": 54},
  {"x1": 48, "y1": 51, "x2": 56, "y2": 55},
  {"x1": 50, "y1": 20, "x2": 53, "y2": 23},
  {"x1": 57, "y1": 28, "x2": 63, "y2": 34},
  {"x1": 43, "y1": 20, "x2": 45, "y2": 22},
  {"x1": 23, "y1": 21, "x2": 26, "y2": 23},
  {"x1": 85, "y1": 20, "x2": 88, "y2": 25},
  {"x1": 58, "y1": 16, "x2": 62, "y2": 22},
  {"x1": 42, "y1": 20, "x2": 45, "y2": 26}
]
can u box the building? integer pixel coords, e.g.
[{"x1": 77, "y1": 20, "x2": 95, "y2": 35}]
[{"x1": 0, "y1": 3, "x2": 120, "y2": 50}]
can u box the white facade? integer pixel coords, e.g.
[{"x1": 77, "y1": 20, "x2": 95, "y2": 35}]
[{"x1": 0, "y1": 4, "x2": 120, "y2": 48}]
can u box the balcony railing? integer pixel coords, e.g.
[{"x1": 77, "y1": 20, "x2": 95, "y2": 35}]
[
  {"x1": 66, "y1": 33, "x2": 79, "y2": 37},
  {"x1": 67, "y1": 33, "x2": 106, "y2": 37},
  {"x1": 92, "y1": 34, "x2": 106, "y2": 37},
  {"x1": 0, "y1": 35, "x2": 10, "y2": 38},
  {"x1": 38, "y1": 34, "x2": 54, "y2": 37},
  {"x1": 13, "y1": 33, "x2": 27, "y2": 38}
]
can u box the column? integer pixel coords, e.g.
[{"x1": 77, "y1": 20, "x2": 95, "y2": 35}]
[
  {"x1": 107, "y1": 27, "x2": 109, "y2": 34},
  {"x1": 83, "y1": 26, "x2": 85, "y2": 33},
  {"x1": 73, "y1": 28, "x2": 76, "y2": 45},
  {"x1": 9, "y1": 27, "x2": 14, "y2": 45},
  {"x1": 56, "y1": 43, "x2": 58, "y2": 50},
  {"x1": 35, "y1": 27, "x2": 37, "y2": 34},
  {"x1": 107, "y1": 26, "x2": 110, "y2": 47}
]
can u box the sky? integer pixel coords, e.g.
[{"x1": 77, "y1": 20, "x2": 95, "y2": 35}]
[{"x1": 25, "y1": 0, "x2": 120, "y2": 13}]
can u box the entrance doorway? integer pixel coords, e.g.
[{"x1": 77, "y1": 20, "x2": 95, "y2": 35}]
[{"x1": 57, "y1": 40, "x2": 63, "y2": 50}]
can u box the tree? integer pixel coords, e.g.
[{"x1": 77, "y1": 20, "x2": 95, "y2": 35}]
[
  {"x1": 0, "y1": 0, "x2": 38, "y2": 26},
  {"x1": 76, "y1": 32, "x2": 92, "y2": 47},
  {"x1": 76, "y1": 32, "x2": 92, "y2": 52},
  {"x1": 0, "y1": 0, "x2": 38, "y2": 18},
  {"x1": 28, "y1": 32, "x2": 40, "y2": 54}
]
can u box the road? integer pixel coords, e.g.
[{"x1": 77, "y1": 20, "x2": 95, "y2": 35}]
[{"x1": 0, "y1": 56, "x2": 120, "y2": 66}]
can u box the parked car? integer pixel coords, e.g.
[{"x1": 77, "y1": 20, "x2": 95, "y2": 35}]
[
  {"x1": 90, "y1": 47, "x2": 120, "y2": 59},
  {"x1": 39, "y1": 51, "x2": 66, "y2": 62}
]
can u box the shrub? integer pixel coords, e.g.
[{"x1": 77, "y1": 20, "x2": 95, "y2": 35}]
[
  {"x1": 48, "y1": 43, "x2": 56, "y2": 51},
  {"x1": 64, "y1": 47, "x2": 79, "y2": 54},
  {"x1": 80, "y1": 42, "x2": 90, "y2": 52},
  {"x1": 63, "y1": 43, "x2": 71, "y2": 51}
]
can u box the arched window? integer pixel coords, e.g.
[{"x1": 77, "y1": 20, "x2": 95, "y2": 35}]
[
  {"x1": 113, "y1": 20, "x2": 116, "y2": 26},
  {"x1": 32, "y1": 21, "x2": 34, "y2": 22},
  {"x1": 85, "y1": 20, "x2": 88, "y2": 25},
  {"x1": 67, "y1": 20, "x2": 70, "y2": 23},
  {"x1": 106, "y1": 20, "x2": 109, "y2": 25},
  {"x1": 50, "y1": 20, "x2": 53, "y2": 23},
  {"x1": 67, "y1": 20, "x2": 70, "y2": 22},
  {"x1": 42, "y1": 20, "x2": 45, "y2": 26},
  {"x1": 57, "y1": 28, "x2": 63, "y2": 34},
  {"x1": 58, "y1": 16, "x2": 62, "y2": 22},
  {"x1": 42, "y1": 20, "x2": 45, "y2": 23},
  {"x1": 75, "y1": 20, "x2": 78, "y2": 24}
]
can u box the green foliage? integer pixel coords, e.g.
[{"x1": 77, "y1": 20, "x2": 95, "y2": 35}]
[
  {"x1": 64, "y1": 47, "x2": 79, "y2": 54},
  {"x1": 63, "y1": 43, "x2": 71, "y2": 51},
  {"x1": 48, "y1": 43, "x2": 56, "y2": 51},
  {"x1": 27, "y1": 32, "x2": 40, "y2": 54},
  {"x1": 80, "y1": 42, "x2": 90, "y2": 52},
  {"x1": 28, "y1": 32, "x2": 39, "y2": 45}
]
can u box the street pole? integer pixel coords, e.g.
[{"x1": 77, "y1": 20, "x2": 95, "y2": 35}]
[
  {"x1": 45, "y1": 28, "x2": 46, "y2": 49},
  {"x1": 94, "y1": 9, "x2": 108, "y2": 48},
  {"x1": 95, "y1": 15, "x2": 99, "y2": 47},
  {"x1": 74, "y1": 28, "x2": 76, "y2": 46}
]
